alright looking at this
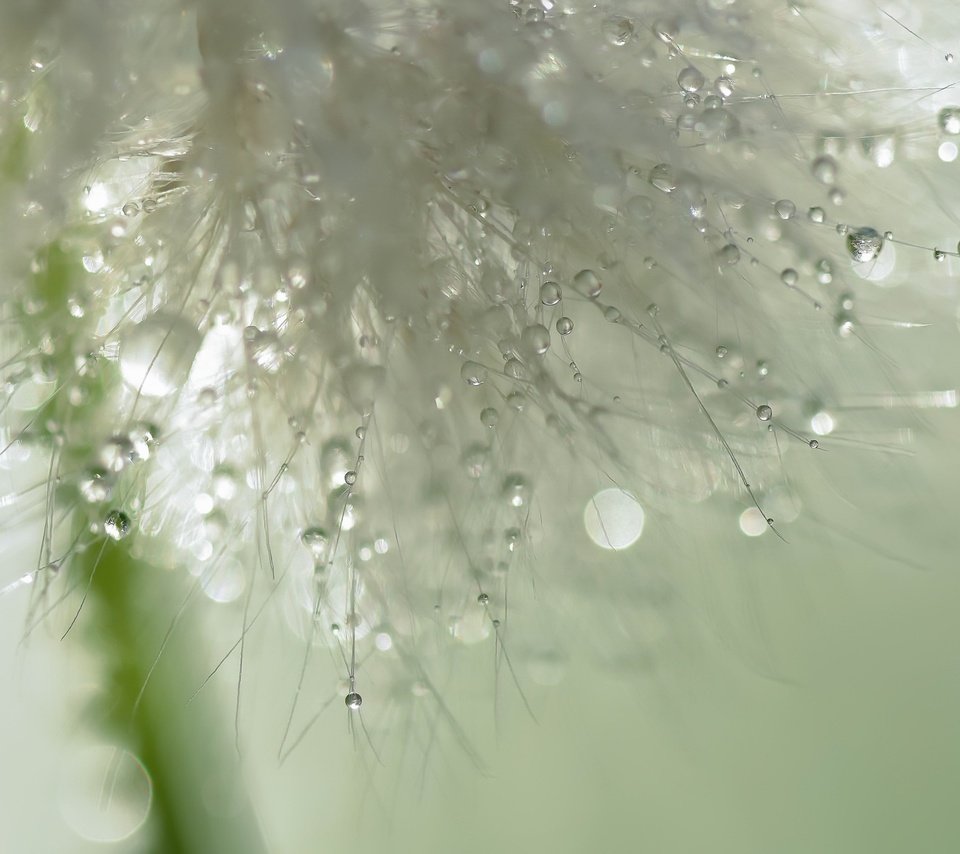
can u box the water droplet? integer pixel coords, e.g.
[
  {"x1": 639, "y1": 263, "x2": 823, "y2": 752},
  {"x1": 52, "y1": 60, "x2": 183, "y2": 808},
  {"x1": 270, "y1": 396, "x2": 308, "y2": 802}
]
[
  {"x1": 573, "y1": 269, "x2": 602, "y2": 298},
  {"x1": 344, "y1": 692, "x2": 362, "y2": 710},
  {"x1": 121, "y1": 202, "x2": 139, "y2": 217},
  {"x1": 934, "y1": 248, "x2": 946, "y2": 262},
  {"x1": 79, "y1": 468, "x2": 112, "y2": 504},
  {"x1": 344, "y1": 470, "x2": 357, "y2": 486},
  {"x1": 649, "y1": 163, "x2": 677, "y2": 193},
  {"x1": 780, "y1": 268, "x2": 798, "y2": 287},
  {"x1": 104, "y1": 509, "x2": 131, "y2": 541},
  {"x1": 556, "y1": 316, "x2": 574, "y2": 335},
  {"x1": 809, "y1": 439, "x2": 819, "y2": 449},
  {"x1": 939, "y1": 107, "x2": 960, "y2": 135},
  {"x1": 462, "y1": 444, "x2": 489, "y2": 478},
  {"x1": 715, "y1": 76, "x2": 734, "y2": 98},
  {"x1": 603, "y1": 306, "x2": 621, "y2": 323},
  {"x1": 677, "y1": 66, "x2": 705, "y2": 93},
  {"x1": 808, "y1": 206, "x2": 825, "y2": 223},
  {"x1": 301, "y1": 527, "x2": 330, "y2": 562},
  {"x1": 461, "y1": 360, "x2": 488, "y2": 386},
  {"x1": 540, "y1": 281, "x2": 562, "y2": 306},
  {"x1": 845, "y1": 227, "x2": 883, "y2": 263},
  {"x1": 119, "y1": 313, "x2": 201, "y2": 398},
  {"x1": 502, "y1": 474, "x2": 531, "y2": 508},
  {"x1": 477, "y1": 592, "x2": 490, "y2": 605},
  {"x1": 480, "y1": 407, "x2": 499, "y2": 428},
  {"x1": 756, "y1": 404, "x2": 773, "y2": 421},
  {"x1": 504, "y1": 357, "x2": 527, "y2": 379},
  {"x1": 602, "y1": 16, "x2": 634, "y2": 46},
  {"x1": 718, "y1": 244, "x2": 740, "y2": 265},
  {"x1": 521, "y1": 324, "x2": 550, "y2": 355},
  {"x1": 811, "y1": 155, "x2": 838, "y2": 184},
  {"x1": 774, "y1": 199, "x2": 796, "y2": 220}
]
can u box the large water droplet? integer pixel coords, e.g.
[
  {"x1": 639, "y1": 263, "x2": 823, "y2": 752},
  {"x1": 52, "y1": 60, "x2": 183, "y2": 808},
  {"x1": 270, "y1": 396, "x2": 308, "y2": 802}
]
[
  {"x1": 119, "y1": 314, "x2": 200, "y2": 398},
  {"x1": 845, "y1": 227, "x2": 883, "y2": 262}
]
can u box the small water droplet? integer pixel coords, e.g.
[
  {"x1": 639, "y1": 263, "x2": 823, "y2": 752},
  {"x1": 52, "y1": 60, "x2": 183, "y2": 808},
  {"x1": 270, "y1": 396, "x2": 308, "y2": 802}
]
[
  {"x1": 780, "y1": 268, "x2": 798, "y2": 287},
  {"x1": 344, "y1": 470, "x2": 357, "y2": 486},
  {"x1": 556, "y1": 316, "x2": 574, "y2": 335},
  {"x1": 756, "y1": 404, "x2": 773, "y2": 421},
  {"x1": 939, "y1": 107, "x2": 960, "y2": 135},
  {"x1": 602, "y1": 16, "x2": 634, "y2": 46},
  {"x1": 104, "y1": 509, "x2": 131, "y2": 541},
  {"x1": 811, "y1": 155, "x2": 838, "y2": 184},
  {"x1": 301, "y1": 527, "x2": 330, "y2": 562},
  {"x1": 573, "y1": 269, "x2": 602, "y2": 298},
  {"x1": 845, "y1": 227, "x2": 883, "y2": 263},
  {"x1": 461, "y1": 360, "x2": 488, "y2": 386},
  {"x1": 344, "y1": 692, "x2": 362, "y2": 710},
  {"x1": 718, "y1": 244, "x2": 740, "y2": 265},
  {"x1": 540, "y1": 281, "x2": 562, "y2": 306},
  {"x1": 649, "y1": 164, "x2": 677, "y2": 194},
  {"x1": 774, "y1": 199, "x2": 796, "y2": 220},
  {"x1": 677, "y1": 66, "x2": 705, "y2": 93},
  {"x1": 480, "y1": 407, "x2": 499, "y2": 428},
  {"x1": 521, "y1": 324, "x2": 551, "y2": 355}
]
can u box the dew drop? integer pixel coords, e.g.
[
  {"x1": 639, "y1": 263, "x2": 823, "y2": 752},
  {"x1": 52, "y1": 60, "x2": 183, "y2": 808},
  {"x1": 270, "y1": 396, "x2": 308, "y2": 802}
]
[
  {"x1": 845, "y1": 227, "x2": 883, "y2": 263},
  {"x1": 556, "y1": 316, "x2": 574, "y2": 335},
  {"x1": 648, "y1": 163, "x2": 677, "y2": 194},
  {"x1": 718, "y1": 243, "x2": 740, "y2": 265},
  {"x1": 344, "y1": 470, "x2": 357, "y2": 486},
  {"x1": 602, "y1": 16, "x2": 634, "y2": 46},
  {"x1": 939, "y1": 107, "x2": 960, "y2": 134},
  {"x1": 780, "y1": 268, "x2": 798, "y2": 287},
  {"x1": 521, "y1": 324, "x2": 550, "y2": 356},
  {"x1": 344, "y1": 692, "x2": 362, "y2": 710},
  {"x1": 461, "y1": 360, "x2": 488, "y2": 386},
  {"x1": 104, "y1": 509, "x2": 131, "y2": 541},
  {"x1": 119, "y1": 313, "x2": 201, "y2": 398},
  {"x1": 480, "y1": 407, "x2": 499, "y2": 428},
  {"x1": 502, "y1": 474, "x2": 531, "y2": 508},
  {"x1": 756, "y1": 404, "x2": 773, "y2": 421},
  {"x1": 774, "y1": 199, "x2": 796, "y2": 220},
  {"x1": 79, "y1": 468, "x2": 112, "y2": 504},
  {"x1": 301, "y1": 527, "x2": 330, "y2": 561},
  {"x1": 540, "y1": 281, "x2": 562, "y2": 306},
  {"x1": 811, "y1": 155, "x2": 838, "y2": 184},
  {"x1": 677, "y1": 66, "x2": 705, "y2": 93},
  {"x1": 808, "y1": 206, "x2": 825, "y2": 223},
  {"x1": 573, "y1": 269, "x2": 602, "y2": 298}
]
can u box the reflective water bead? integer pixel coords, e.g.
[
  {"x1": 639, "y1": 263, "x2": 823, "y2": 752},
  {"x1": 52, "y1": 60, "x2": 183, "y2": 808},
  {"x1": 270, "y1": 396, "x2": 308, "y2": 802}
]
[
  {"x1": 718, "y1": 244, "x2": 740, "y2": 265},
  {"x1": 104, "y1": 509, "x2": 131, "y2": 541},
  {"x1": 480, "y1": 407, "x2": 499, "y2": 428},
  {"x1": 521, "y1": 324, "x2": 551, "y2": 355},
  {"x1": 604, "y1": 306, "x2": 621, "y2": 323},
  {"x1": 648, "y1": 164, "x2": 676, "y2": 194},
  {"x1": 808, "y1": 207, "x2": 825, "y2": 223},
  {"x1": 504, "y1": 357, "x2": 526, "y2": 379},
  {"x1": 573, "y1": 269, "x2": 602, "y2": 298},
  {"x1": 939, "y1": 107, "x2": 960, "y2": 135},
  {"x1": 756, "y1": 404, "x2": 773, "y2": 421},
  {"x1": 845, "y1": 227, "x2": 883, "y2": 263},
  {"x1": 556, "y1": 316, "x2": 574, "y2": 335},
  {"x1": 119, "y1": 313, "x2": 201, "y2": 398},
  {"x1": 540, "y1": 281, "x2": 562, "y2": 306},
  {"x1": 344, "y1": 470, "x2": 357, "y2": 486},
  {"x1": 461, "y1": 360, "x2": 488, "y2": 386},
  {"x1": 774, "y1": 199, "x2": 796, "y2": 220},
  {"x1": 502, "y1": 474, "x2": 531, "y2": 508},
  {"x1": 301, "y1": 527, "x2": 330, "y2": 562},
  {"x1": 79, "y1": 468, "x2": 112, "y2": 503},
  {"x1": 780, "y1": 268, "x2": 798, "y2": 286},
  {"x1": 811, "y1": 155, "x2": 838, "y2": 184},
  {"x1": 715, "y1": 76, "x2": 734, "y2": 98},
  {"x1": 344, "y1": 692, "x2": 362, "y2": 710},
  {"x1": 602, "y1": 16, "x2": 634, "y2": 46},
  {"x1": 677, "y1": 66, "x2": 705, "y2": 93}
]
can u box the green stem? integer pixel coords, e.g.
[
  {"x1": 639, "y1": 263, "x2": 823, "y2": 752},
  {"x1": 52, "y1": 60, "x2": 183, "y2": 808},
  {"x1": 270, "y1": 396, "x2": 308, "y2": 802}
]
[{"x1": 81, "y1": 542, "x2": 267, "y2": 854}]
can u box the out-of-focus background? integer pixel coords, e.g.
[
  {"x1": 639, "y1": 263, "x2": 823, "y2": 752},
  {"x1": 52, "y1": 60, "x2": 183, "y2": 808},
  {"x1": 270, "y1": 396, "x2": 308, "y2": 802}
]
[{"x1": 3, "y1": 412, "x2": 959, "y2": 854}]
